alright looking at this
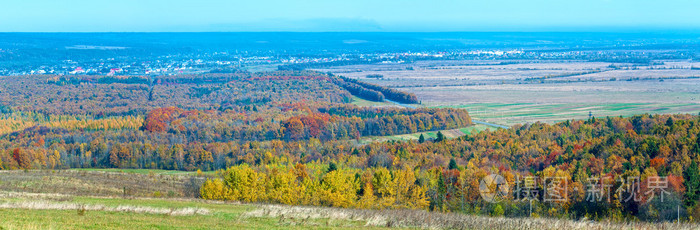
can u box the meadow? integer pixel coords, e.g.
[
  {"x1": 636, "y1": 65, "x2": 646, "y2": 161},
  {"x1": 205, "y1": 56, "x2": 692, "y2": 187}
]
[
  {"x1": 359, "y1": 124, "x2": 494, "y2": 144},
  {"x1": 0, "y1": 192, "x2": 377, "y2": 230}
]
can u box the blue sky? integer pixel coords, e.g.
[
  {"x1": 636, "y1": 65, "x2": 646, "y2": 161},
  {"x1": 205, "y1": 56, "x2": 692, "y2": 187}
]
[{"x1": 1, "y1": 0, "x2": 699, "y2": 32}]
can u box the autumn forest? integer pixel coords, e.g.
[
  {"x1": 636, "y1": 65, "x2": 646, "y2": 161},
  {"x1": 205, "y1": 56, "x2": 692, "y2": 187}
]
[{"x1": 0, "y1": 71, "x2": 699, "y2": 223}]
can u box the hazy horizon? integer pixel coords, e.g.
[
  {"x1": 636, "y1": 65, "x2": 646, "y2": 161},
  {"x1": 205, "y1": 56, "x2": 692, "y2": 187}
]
[{"x1": 3, "y1": 0, "x2": 700, "y2": 32}]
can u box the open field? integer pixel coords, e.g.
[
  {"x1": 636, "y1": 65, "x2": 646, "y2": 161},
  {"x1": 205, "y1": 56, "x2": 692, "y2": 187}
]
[
  {"x1": 442, "y1": 101, "x2": 700, "y2": 126},
  {"x1": 0, "y1": 193, "x2": 381, "y2": 230},
  {"x1": 317, "y1": 60, "x2": 700, "y2": 126},
  {"x1": 349, "y1": 94, "x2": 497, "y2": 143},
  {"x1": 0, "y1": 170, "x2": 203, "y2": 198},
  {"x1": 1, "y1": 190, "x2": 697, "y2": 230},
  {"x1": 68, "y1": 168, "x2": 217, "y2": 177},
  {"x1": 318, "y1": 60, "x2": 700, "y2": 87},
  {"x1": 359, "y1": 124, "x2": 495, "y2": 143},
  {"x1": 349, "y1": 96, "x2": 395, "y2": 107},
  {"x1": 420, "y1": 81, "x2": 700, "y2": 125}
]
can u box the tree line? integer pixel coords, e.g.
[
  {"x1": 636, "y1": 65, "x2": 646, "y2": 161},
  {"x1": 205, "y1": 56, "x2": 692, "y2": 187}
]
[{"x1": 335, "y1": 75, "x2": 419, "y2": 104}]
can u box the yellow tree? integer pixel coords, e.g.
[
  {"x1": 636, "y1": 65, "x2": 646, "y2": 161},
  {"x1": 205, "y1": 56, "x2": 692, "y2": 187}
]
[
  {"x1": 372, "y1": 167, "x2": 396, "y2": 208},
  {"x1": 266, "y1": 168, "x2": 299, "y2": 205},
  {"x1": 200, "y1": 178, "x2": 232, "y2": 200},
  {"x1": 224, "y1": 164, "x2": 265, "y2": 202},
  {"x1": 47, "y1": 150, "x2": 61, "y2": 169},
  {"x1": 319, "y1": 169, "x2": 359, "y2": 208},
  {"x1": 392, "y1": 168, "x2": 421, "y2": 209},
  {"x1": 407, "y1": 184, "x2": 430, "y2": 210},
  {"x1": 356, "y1": 182, "x2": 377, "y2": 209}
]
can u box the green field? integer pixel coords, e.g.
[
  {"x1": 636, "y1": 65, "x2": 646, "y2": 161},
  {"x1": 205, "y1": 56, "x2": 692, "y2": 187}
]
[
  {"x1": 359, "y1": 124, "x2": 495, "y2": 143},
  {"x1": 442, "y1": 102, "x2": 700, "y2": 126},
  {"x1": 349, "y1": 96, "x2": 395, "y2": 107},
  {"x1": 326, "y1": 60, "x2": 700, "y2": 128},
  {"x1": 349, "y1": 95, "x2": 501, "y2": 143},
  {"x1": 0, "y1": 195, "x2": 382, "y2": 230}
]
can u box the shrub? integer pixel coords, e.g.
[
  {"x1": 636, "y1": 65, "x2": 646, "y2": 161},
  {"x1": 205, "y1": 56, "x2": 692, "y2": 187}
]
[{"x1": 492, "y1": 204, "x2": 504, "y2": 217}]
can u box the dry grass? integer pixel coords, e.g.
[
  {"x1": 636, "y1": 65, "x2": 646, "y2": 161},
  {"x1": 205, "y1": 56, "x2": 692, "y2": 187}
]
[
  {"x1": 0, "y1": 191, "x2": 210, "y2": 216},
  {"x1": 0, "y1": 200, "x2": 210, "y2": 216},
  {"x1": 0, "y1": 169, "x2": 203, "y2": 198},
  {"x1": 246, "y1": 204, "x2": 700, "y2": 230},
  {"x1": 0, "y1": 193, "x2": 384, "y2": 230}
]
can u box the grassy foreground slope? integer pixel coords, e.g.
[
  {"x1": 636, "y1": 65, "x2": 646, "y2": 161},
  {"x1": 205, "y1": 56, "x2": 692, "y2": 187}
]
[
  {"x1": 0, "y1": 195, "x2": 377, "y2": 230},
  {"x1": 1, "y1": 192, "x2": 697, "y2": 230},
  {"x1": 0, "y1": 170, "x2": 698, "y2": 230},
  {"x1": 0, "y1": 170, "x2": 377, "y2": 229}
]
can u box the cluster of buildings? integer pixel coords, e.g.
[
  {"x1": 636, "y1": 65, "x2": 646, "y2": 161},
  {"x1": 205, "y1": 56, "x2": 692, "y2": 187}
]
[{"x1": 0, "y1": 48, "x2": 680, "y2": 76}]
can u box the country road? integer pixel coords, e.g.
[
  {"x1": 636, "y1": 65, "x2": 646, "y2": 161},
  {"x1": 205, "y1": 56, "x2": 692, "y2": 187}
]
[{"x1": 471, "y1": 120, "x2": 510, "y2": 129}]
